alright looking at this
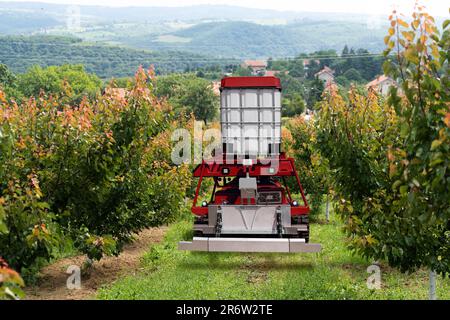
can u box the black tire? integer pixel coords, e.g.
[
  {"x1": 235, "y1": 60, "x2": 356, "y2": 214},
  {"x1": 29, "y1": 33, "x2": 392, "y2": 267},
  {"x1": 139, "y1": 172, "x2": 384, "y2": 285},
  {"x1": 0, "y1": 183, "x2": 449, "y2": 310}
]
[
  {"x1": 292, "y1": 215, "x2": 309, "y2": 242},
  {"x1": 301, "y1": 222, "x2": 310, "y2": 243},
  {"x1": 301, "y1": 231, "x2": 310, "y2": 243}
]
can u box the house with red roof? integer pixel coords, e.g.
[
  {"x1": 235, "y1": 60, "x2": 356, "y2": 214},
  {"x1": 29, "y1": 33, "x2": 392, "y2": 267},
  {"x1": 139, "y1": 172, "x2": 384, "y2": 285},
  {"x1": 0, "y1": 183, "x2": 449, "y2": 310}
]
[
  {"x1": 264, "y1": 70, "x2": 278, "y2": 77},
  {"x1": 264, "y1": 70, "x2": 288, "y2": 77},
  {"x1": 366, "y1": 75, "x2": 397, "y2": 96},
  {"x1": 242, "y1": 60, "x2": 268, "y2": 75},
  {"x1": 315, "y1": 66, "x2": 335, "y2": 85}
]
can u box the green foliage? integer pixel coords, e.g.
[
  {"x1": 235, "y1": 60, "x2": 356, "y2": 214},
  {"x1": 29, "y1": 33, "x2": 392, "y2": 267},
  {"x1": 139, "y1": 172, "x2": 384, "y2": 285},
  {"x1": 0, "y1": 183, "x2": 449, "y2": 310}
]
[
  {"x1": 146, "y1": 20, "x2": 388, "y2": 58},
  {"x1": 276, "y1": 73, "x2": 320, "y2": 111},
  {"x1": 18, "y1": 64, "x2": 102, "y2": 104},
  {"x1": 343, "y1": 68, "x2": 363, "y2": 83},
  {"x1": 286, "y1": 117, "x2": 330, "y2": 218},
  {"x1": 108, "y1": 77, "x2": 134, "y2": 89},
  {"x1": 335, "y1": 75, "x2": 351, "y2": 87},
  {"x1": 316, "y1": 88, "x2": 399, "y2": 256},
  {"x1": 75, "y1": 234, "x2": 117, "y2": 262},
  {"x1": 233, "y1": 66, "x2": 253, "y2": 76},
  {"x1": 0, "y1": 36, "x2": 236, "y2": 79},
  {"x1": 382, "y1": 8, "x2": 450, "y2": 276},
  {"x1": 277, "y1": 73, "x2": 305, "y2": 97},
  {"x1": 0, "y1": 68, "x2": 191, "y2": 278},
  {"x1": 154, "y1": 73, "x2": 218, "y2": 123},
  {"x1": 0, "y1": 94, "x2": 61, "y2": 277},
  {"x1": 0, "y1": 64, "x2": 16, "y2": 88},
  {"x1": 306, "y1": 77, "x2": 325, "y2": 109},
  {"x1": 286, "y1": 58, "x2": 305, "y2": 78},
  {"x1": 282, "y1": 93, "x2": 305, "y2": 117},
  {"x1": 267, "y1": 57, "x2": 289, "y2": 71},
  {"x1": 316, "y1": 7, "x2": 450, "y2": 276},
  {"x1": 0, "y1": 64, "x2": 22, "y2": 102},
  {"x1": 334, "y1": 48, "x2": 384, "y2": 82}
]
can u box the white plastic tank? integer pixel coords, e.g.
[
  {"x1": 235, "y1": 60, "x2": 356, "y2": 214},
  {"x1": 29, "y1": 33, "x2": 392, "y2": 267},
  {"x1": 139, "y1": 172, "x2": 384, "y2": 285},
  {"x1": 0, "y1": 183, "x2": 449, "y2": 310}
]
[{"x1": 220, "y1": 77, "x2": 281, "y2": 158}]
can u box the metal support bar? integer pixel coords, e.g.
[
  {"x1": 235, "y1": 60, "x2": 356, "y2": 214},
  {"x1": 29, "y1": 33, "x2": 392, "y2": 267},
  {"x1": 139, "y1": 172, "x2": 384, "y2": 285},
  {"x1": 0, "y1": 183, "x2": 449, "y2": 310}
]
[
  {"x1": 276, "y1": 207, "x2": 283, "y2": 238},
  {"x1": 215, "y1": 207, "x2": 222, "y2": 237},
  {"x1": 282, "y1": 176, "x2": 293, "y2": 203},
  {"x1": 179, "y1": 237, "x2": 322, "y2": 253},
  {"x1": 290, "y1": 158, "x2": 308, "y2": 207},
  {"x1": 210, "y1": 179, "x2": 217, "y2": 203},
  {"x1": 192, "y1": 161, "x2": 206, "y2": 208}
]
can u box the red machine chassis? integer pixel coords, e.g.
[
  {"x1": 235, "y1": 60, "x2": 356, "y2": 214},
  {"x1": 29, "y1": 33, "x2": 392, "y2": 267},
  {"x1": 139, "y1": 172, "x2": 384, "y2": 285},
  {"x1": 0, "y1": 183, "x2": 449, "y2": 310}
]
[{"x1": 191, "y1": 153, "x2": 310, "y2": 216}]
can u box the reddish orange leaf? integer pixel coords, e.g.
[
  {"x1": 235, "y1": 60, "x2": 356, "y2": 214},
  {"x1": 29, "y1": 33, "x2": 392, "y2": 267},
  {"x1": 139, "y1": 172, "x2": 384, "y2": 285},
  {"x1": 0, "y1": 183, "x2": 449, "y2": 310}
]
[
  {"x1": 444, "y1": 113, "x2": 450, "y2": 128},
  {"x1": 397, "y1": 19, "x2": 409, "y2": 28}
]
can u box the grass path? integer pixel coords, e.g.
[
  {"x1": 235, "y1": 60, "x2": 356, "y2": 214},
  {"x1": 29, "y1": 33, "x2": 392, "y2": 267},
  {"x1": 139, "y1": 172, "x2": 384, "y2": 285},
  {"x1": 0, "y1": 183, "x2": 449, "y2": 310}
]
[{"x1": 97, "y1": 213, "x2": 450, "y2": 300}]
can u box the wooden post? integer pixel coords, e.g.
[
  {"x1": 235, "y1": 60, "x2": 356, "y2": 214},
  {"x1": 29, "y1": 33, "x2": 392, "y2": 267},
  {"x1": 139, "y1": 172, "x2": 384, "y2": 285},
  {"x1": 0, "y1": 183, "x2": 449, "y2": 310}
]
[
  {"x1": 325, "y1": 193, "x2": 330, "y2": 222},
  {"x1": 429, "y1": 270, "x2": 437, "y2": 300}
]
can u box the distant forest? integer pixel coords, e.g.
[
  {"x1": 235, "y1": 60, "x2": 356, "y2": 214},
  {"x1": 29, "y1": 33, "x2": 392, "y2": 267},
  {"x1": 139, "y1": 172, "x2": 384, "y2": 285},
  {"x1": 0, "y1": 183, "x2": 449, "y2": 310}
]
[
  {"x1": 0, "y1": 36, "x2": 237, "y2": 79},
  {"x1": 128, "y1": 20, "x2": 388, "y2": 58}
]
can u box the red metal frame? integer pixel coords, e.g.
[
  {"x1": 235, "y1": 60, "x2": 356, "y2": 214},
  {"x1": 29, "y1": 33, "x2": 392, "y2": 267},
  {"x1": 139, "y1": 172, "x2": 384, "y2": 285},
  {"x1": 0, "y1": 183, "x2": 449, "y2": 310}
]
[
  {"x1": 221, "y1": 76, "x2": 281, "y2": 90},
  {"x1": 191, "y1": 153, "x2": 310, "y2": 216}
]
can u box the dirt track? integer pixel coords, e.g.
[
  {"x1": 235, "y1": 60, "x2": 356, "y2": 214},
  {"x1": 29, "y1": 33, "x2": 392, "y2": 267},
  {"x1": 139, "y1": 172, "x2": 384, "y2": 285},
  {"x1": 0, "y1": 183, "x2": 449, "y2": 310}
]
[{"x1": 25, "y1": 227, "x2": 166, "y2": 300}]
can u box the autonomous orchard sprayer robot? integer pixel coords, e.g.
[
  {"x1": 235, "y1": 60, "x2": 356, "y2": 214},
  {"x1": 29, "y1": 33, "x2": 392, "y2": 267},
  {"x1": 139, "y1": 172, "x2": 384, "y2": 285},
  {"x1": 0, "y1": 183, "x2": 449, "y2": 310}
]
[{"x1": 179, "y1": 76, "x2": 321, "y2": 253}]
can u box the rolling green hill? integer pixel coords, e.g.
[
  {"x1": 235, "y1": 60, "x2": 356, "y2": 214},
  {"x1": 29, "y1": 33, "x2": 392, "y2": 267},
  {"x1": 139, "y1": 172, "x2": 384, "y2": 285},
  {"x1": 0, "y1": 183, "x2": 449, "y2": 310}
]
[
  {"x1": 0, "y1": 2, "x2": 390, "y2": 59},
  {"x1": 0, "y1": 36, "x2": 237, "y2": 79},
  {"x1": 127, "y1": 20, "x2": 388, "y2": 58},
  {"x1": 1, "y1": 2, "x2": 446, "y2": 60}
]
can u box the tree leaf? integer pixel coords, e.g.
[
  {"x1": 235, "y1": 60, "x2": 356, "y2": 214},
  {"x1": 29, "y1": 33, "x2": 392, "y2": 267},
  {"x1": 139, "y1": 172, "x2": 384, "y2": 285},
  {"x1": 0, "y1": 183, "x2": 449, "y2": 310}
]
[
  {"x1": 402, "y1": 31, "x2": 414, "y2": 41},
  {"x1": 392, "y1": 180, "x2": 402, "y2": 191},
  {"x1": 398, "y1": 19, "x2": 409, "y2": 28},
  {"x1": 405, "y1": 47, "x2": 419, "y2": 64},
  {"x1": 430, "y1": 139, "x2": 442, "y2": 151},
  {"x1": 444, "y1": 113, "x2": 450, "y2": 128},
  {"x1": 0, "y1": 206, "x2": 8, "y2": 234},
  {"x1": 384, "y1": 35, "x2": 391, "y2": 45}
]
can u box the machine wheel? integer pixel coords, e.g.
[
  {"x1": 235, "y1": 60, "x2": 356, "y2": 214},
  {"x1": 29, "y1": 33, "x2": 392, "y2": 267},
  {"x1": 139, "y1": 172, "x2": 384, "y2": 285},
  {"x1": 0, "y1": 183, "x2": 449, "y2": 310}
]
[
  {"x1": 291, "y1": 215, "x2": 309, "y2": 243},
  {"x1": 298, "y1": 229, "x2": 309, "y2": 243}
]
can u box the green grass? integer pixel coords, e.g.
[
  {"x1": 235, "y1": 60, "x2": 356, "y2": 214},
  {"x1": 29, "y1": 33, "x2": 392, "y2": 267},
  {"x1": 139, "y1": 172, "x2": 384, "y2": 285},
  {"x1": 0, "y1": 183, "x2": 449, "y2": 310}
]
[{"x1": 97, "y1": 210, "x2": 450, "y2": 300}]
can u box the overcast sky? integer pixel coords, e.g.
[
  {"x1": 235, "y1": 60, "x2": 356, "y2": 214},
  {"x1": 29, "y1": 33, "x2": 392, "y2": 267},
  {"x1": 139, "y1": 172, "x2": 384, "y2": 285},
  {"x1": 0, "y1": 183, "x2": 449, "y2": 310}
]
[{"x1": 1, "y1": 0, "x2": 448, "y2": 16}]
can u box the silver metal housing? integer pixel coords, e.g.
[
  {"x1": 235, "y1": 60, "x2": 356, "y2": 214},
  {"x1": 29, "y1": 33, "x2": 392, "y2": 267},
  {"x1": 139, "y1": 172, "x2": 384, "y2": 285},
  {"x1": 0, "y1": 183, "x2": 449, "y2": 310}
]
[{"x1": 203, "y1": 205, "x2": 291, "y2": 235}]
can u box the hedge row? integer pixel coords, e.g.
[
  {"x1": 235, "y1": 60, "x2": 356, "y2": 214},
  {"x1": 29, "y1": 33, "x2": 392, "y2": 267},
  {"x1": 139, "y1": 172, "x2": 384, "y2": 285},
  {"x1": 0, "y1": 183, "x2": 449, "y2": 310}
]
[{"x1": 0, "y1": 68, "x2": 191, "y2": 280}]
